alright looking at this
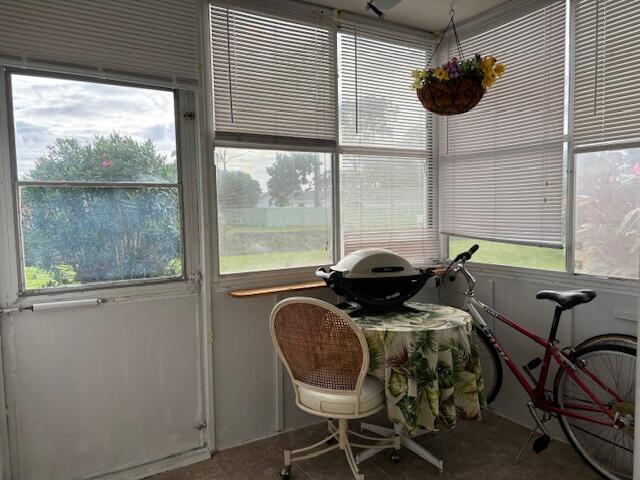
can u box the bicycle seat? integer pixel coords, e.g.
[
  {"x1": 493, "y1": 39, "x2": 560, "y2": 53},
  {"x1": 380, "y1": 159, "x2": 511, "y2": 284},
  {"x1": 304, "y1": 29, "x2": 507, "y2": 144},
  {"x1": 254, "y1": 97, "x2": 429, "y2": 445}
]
[{"x1": 536, "y1": 289, "x2": 596, "y2": 310}]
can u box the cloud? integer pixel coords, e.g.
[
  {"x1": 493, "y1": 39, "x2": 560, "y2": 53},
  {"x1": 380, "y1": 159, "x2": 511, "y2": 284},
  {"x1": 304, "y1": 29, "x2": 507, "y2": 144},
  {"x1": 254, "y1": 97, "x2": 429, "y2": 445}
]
[
  {"x1": 14, "y1": 121, "x2": 57, "y2": 176},
  {"x1": 11, "y1": 74, "x2": 177, "y2": 169}
]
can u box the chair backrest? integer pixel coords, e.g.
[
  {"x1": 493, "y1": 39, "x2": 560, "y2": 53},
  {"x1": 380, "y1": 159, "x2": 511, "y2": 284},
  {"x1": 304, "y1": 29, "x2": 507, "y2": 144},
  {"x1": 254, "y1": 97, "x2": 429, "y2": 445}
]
[{"x1": 270, "y1": 297, "x2": 369, "y2": 394}]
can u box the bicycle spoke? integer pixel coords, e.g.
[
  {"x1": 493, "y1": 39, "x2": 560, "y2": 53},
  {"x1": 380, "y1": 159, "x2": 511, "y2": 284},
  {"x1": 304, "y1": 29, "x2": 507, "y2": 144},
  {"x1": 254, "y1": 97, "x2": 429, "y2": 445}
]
[{"x1": 557, "y1": 345, "x2": 635, "y2": 479}]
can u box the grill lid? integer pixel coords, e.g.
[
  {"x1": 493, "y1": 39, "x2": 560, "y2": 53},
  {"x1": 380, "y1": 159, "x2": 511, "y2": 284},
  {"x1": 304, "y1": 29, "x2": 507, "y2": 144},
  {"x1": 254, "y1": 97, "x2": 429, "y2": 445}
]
[
  {"x1": 316, "y1": 249, "x2": 434, "y2": 309},
  {"x1": 331, "y1": 248, "x2": 421, "y2": 279}
]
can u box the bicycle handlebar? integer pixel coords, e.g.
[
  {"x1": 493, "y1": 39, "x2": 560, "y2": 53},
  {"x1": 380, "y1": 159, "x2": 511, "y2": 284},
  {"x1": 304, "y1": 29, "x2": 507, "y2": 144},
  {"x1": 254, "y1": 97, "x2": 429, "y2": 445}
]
[
  {"x1": 448, "y1": 244, "x2": 480, "y2": 282},
  {"x1": 453, "y1": 244, "x2": 479, "y2": 262}
]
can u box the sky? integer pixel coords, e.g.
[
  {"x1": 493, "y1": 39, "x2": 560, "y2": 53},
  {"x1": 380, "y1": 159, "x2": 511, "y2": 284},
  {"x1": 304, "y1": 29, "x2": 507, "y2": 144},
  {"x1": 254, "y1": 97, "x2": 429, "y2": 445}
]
[
  {"x1": 10, "y1": 73, "x2": 331, "y2": 191},
  {"x1": 11, "y1": 74, "x2": 177, "y2": 179}
]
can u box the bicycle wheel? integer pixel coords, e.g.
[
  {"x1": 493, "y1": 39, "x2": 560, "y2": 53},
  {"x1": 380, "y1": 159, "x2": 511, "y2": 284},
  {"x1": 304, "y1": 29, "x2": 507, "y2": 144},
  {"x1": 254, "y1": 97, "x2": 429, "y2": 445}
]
[
  {"x1": 575, "y1": 333, "x2": 636, "y2": 351},
  {"x1": 554, "y1": 343, "x2": 635, "y2": 480},
  {"x1": 471, "y1": 327, "x2": 502, "y2": 405}
]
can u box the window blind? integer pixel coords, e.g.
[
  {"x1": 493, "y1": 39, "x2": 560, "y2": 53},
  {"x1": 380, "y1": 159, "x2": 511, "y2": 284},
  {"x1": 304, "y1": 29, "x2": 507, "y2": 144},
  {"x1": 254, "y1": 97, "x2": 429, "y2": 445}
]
[
  {"x1": 338, "y1": 24, "x2": 439, "y2": 264},
  {"x1": 574, "y1": 0, "x2": 640, "y2": 149},
  {"x1": 439, "y1": 1, "x2": 566, "y2": 248},
  {"x1": 0, "y1": 0, "x2": 200, "y2": 86},
  {"x1": 210, "y1": 0, "x2": 336, "y2": 143}
]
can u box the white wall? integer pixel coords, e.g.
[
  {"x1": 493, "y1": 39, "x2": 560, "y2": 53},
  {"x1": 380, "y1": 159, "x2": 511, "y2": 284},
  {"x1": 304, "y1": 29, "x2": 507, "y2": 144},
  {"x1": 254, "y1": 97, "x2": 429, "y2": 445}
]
[
  {"x1": 2, "y1": 293, "x2": 206, "y2": 480},
  {"x1": 210, "y1": 269, "x2": 638, "y2": 450}
]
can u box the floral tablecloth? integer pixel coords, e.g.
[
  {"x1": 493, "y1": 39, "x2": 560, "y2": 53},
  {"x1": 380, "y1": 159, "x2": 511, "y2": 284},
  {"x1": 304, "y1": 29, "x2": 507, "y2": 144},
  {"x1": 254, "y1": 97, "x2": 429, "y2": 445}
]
[{"x1": 347, "y1": 302, "x2": 485, "y2": 434}]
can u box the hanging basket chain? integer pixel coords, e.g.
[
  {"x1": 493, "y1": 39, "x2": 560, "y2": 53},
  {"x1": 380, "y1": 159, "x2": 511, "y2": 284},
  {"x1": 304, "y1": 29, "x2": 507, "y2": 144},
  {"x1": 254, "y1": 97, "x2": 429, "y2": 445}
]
[
  {"x1": 414, "y1": 5, "x2": 505, "y2": 115},
  {"x1": 427, "y1": 7, "x2": 465, "y2": 67}
]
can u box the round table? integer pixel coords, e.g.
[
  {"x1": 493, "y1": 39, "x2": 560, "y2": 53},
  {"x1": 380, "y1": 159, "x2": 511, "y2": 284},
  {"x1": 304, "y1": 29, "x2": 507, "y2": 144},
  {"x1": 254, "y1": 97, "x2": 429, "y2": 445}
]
[{"x1": 347, "y1": 302, "x2": 485, "y2": 434}]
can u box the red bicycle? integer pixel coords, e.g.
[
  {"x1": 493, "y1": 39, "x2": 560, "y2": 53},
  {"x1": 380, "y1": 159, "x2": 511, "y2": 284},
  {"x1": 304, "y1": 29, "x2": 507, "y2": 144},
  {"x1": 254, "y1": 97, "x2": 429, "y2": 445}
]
[{"x1": 445, "y1": 245, "x2": 636, "y2": 480}]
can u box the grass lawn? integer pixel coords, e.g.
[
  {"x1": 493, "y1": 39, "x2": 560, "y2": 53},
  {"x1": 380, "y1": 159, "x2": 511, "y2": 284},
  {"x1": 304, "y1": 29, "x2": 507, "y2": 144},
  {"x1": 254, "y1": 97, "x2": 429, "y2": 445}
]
[
  {"x1": 25, "y1": 265, "x2": 77, "y2": 289},
  {"x1": 449, "y1": 237, "x2": 564, "y2": 271},
  {"x1": 24, "y1": 238, "x2": 564, "y2": 288},
  {"x1": 220, "y1": 249, "x2": 331, "y2": 274}
]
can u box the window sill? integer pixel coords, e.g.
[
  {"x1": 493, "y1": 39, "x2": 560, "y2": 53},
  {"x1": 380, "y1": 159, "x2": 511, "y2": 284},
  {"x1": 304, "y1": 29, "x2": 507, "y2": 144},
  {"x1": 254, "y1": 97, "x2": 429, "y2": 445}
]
[
  {"x1": 461, "y1": 262, "x2": 639, "y2": 296},
  {"x1": 11, "y1": 277, "x2": 198, "y2": 308},
  {"x1": 215, "y1": 265, "x2": 331, "y2": 291}
]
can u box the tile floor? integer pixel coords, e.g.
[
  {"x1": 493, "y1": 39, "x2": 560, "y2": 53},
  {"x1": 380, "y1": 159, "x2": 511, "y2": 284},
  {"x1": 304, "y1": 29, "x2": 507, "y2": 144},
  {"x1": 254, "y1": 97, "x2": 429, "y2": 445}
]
[{"x1": 147, "y1": 411, "x2": 599, "y2": 480}]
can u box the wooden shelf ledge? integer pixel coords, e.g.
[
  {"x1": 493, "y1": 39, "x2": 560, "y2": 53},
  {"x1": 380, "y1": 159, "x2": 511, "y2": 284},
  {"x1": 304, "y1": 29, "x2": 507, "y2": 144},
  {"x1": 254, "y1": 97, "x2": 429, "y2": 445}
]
[{"x1": 228, "y1": 280, "x2": 327, "y2": 298}]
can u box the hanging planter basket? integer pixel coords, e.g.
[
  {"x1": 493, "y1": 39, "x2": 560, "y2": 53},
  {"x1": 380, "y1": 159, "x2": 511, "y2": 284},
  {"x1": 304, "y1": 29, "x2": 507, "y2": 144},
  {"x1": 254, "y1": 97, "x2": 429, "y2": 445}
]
[
  {"x1": 411, "y1": 8, "x2": 505, "y2": 116},
  {"x1": 416, "y1": 76, "x2": 485, "y2": 116}
]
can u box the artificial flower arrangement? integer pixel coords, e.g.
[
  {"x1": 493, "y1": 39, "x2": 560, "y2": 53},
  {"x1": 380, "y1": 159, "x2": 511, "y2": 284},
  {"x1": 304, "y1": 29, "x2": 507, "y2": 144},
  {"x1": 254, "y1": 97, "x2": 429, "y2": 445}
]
[{"x1": 411, "y1": 55, "x2": 506, "y2": 115}]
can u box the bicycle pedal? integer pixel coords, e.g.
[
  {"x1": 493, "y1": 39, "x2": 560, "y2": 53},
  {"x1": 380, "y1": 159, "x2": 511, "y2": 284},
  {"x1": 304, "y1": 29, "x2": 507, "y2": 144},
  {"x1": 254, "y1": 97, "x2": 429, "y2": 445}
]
[{"x1": 532, "y1": 434, "x2": 551, "y2": 453}]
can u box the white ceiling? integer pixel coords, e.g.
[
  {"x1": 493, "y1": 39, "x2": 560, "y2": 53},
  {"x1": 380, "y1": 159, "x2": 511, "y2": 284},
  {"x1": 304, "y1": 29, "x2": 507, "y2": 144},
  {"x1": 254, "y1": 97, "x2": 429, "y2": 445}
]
[{"x1": 311, "y1": 0, "x2": 509, "y2": 31}]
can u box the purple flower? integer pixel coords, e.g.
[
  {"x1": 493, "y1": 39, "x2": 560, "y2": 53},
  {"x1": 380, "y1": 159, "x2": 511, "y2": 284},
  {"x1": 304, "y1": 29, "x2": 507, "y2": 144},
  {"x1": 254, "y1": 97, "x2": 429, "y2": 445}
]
[{"x1": 446, "y1": 61, "x2": 460, "y2": 78}]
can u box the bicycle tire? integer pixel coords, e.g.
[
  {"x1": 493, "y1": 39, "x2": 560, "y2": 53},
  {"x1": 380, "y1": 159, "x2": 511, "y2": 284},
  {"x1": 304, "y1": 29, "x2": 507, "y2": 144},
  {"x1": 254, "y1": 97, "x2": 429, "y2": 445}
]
[
  {"x1": 471, "y1": 327, "x2": 503, "y2": 405},
  {"x1": 553, "y1": 343, "x2": 636, "y2": 480},
  {"x1": 574, "y1": 333, "x2": 636, "y2": 352}
]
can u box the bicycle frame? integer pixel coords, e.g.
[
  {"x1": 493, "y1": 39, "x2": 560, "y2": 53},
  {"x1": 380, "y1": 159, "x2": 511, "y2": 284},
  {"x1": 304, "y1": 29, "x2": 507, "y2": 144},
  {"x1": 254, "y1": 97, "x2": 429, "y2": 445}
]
[{"x1": 459, "y1": 268, "x2": 623, "y2": 428}]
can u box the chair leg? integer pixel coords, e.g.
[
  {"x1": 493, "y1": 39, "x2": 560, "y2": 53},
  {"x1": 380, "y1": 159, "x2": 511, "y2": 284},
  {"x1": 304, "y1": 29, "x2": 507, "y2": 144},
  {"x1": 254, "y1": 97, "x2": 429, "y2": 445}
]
[
  {"x1": 283, "y1": 418, "x2": 395, "y2": 479},
  {"x1": 339, "y1": 419, "x2": 365, "y2": 480}
]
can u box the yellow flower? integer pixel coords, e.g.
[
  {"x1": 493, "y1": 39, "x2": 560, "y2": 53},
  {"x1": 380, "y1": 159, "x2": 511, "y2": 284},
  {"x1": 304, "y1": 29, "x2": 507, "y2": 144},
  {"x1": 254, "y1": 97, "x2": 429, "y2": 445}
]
[
  {"x1": 434, "y1": 67, "x2": 449, "y2": 81},
  {"x1": 482, "y1": 71, "x2": 497, "y2": 89},
  {"x1": 494, "y1": 63, "x2": 506, "y2": 77}
]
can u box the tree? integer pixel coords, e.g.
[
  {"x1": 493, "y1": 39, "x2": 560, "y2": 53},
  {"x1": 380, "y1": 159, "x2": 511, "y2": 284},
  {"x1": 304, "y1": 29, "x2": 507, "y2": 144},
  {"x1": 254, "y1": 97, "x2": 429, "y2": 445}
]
[
  {"x1": 214, "y1": 148, "x2": 247, "y2": 172},
  {"x1": 26, "y1": 134, "x2": 176, "y2": 182},
  {"x1": 266, "y1": 152, "x2": 323, "y2": 207},
  {"x1": 216, "y1": 169, "x2": 261, "y2": 208},
  {"x1": 575, "y1": 149, "x2": 640, "y2": 278},
  {"x1": 21, "y1": 134, "x2": 182, "y2": 286}
]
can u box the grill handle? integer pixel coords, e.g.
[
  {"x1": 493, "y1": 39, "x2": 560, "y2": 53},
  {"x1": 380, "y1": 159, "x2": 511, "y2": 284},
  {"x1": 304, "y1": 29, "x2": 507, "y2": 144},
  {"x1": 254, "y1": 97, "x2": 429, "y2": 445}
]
[{"x1": 315, "y1": 267, "x2": 330, "y2": 280}]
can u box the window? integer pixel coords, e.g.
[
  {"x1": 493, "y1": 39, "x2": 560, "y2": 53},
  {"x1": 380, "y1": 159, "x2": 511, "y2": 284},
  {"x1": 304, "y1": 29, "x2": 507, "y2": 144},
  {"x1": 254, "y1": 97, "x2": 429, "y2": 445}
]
[
  {"x1": 210, "y1": 1, "x2": 335, "y2": 142},
  {"x1": 439, "y1": 1, "x2": 567, "y2": 269},
  {"x1": 210, "y1": 0, "x2": 336, "y2": 274},
  {"x1": 11, "y1": 73, "x2": 183, "y2": 290},
  {"x1": 574, "y1": 149, "x2": 640, "y2": 279},
  {"x1": 572, "y1": 0, "x2": 640, "y2": 279},
  {"x1": 215, "y1": 148, "x2": 332, "y2": 274},
  {"x1": 448, "y1": 237, "x2": 565, "y2": 271},
  {"x1": 338, "y1": 24, "x2": 439, "y2": 265}
]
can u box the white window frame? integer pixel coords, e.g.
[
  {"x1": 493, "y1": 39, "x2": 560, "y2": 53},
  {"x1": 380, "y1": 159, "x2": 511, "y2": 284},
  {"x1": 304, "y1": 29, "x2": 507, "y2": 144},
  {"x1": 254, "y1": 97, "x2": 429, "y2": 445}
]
[
  {"x1": 208, "y1": 6, "x2": 439, "y2": 286},
  {"x1": 205, "y1": 0, "x2": 638, "y2": 289},
  {"x1": 212, "y1": 140, "x2": 339, "y2": 285},
  {"x1": 1, "y1": 65, "x2": 201, "y2": 297},
  {"x1": 442, "y1": 0, "x2": 639, "y2": 288},
  {"x1": 208, "y1": 1, "x2": 341, "y2": 285},
  {"x1": 336, "y1": 22, "x2": 439, "y2": 267}
]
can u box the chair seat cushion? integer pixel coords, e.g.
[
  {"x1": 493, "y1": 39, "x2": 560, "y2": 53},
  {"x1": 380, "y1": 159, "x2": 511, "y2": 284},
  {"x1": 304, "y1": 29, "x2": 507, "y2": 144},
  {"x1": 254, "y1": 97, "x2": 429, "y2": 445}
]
[{"x1": 298, "y1": 375, "x2": 384, "y2": 417}]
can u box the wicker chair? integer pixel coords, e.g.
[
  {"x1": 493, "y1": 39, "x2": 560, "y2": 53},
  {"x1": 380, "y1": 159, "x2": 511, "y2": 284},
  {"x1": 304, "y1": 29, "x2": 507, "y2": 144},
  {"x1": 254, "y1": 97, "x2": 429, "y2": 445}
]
[{"x1": 270, "y1": 297, "x2": 399, "y2": 480}]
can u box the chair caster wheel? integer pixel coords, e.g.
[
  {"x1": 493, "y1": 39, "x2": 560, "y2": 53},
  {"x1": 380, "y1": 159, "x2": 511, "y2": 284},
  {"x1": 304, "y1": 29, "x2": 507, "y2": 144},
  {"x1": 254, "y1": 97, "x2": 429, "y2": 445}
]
[
  {"x1": 280, "y1": 466, "x2": 291, "y2": 479},
  {"x1": 391, "y1": 452, "x2": 401, "y2": 464}
]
